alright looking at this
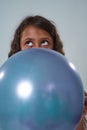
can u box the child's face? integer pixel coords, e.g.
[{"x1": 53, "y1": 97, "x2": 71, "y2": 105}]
[{"x1": 20, "y1": 25, "x2": 54, "y2": 50}]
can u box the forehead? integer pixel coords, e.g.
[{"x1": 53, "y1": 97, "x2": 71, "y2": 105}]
[{"x1": 22, "y1": 25, "x2": 52, "y2": 37}]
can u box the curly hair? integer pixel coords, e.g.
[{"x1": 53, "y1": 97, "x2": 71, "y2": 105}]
[{"x1": 8, "y1": 15, "x2": 65, "y2": 57}]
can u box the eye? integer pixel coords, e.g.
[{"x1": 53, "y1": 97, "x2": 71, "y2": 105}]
[
  {"x1": 41, "y1": 40, "x2": 49, "y2": 46},
  {"x1": 25, "y1": 41, "x2": 33, "y2": 47}
]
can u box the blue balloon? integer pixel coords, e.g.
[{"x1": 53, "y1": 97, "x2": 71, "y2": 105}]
[{"x1": 0, "y1": 48, "x2": 84, "y2": 130}]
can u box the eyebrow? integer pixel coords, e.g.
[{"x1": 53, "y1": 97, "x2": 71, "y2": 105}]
[{"x1": 22, "y1": 37, "x2": 53, "y2": 42}]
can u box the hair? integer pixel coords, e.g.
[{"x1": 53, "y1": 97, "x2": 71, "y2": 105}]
[{"x1": 8, "y1": 15, "x2": 65, "y2": 57}]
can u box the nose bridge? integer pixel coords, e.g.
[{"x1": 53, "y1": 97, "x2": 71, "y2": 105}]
[{"x1": 34, "y1": 40, "x2": 40, "y2": 48}]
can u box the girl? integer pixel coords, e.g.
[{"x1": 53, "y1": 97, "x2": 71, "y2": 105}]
[{"x1": 8, "y1": 15, "x2": 87, "y2": 130}]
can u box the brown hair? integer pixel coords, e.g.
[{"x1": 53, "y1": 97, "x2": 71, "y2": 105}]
[{"x1": 8, "y1": 15, "x2": 65, "y2": 57}]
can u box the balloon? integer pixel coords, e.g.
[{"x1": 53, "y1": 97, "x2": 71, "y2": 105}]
[{"x1": 0, "y1": 48, "x2": 84, "y2": 130}]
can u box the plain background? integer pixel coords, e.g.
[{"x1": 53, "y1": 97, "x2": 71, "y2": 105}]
[{"x1": 0, "y1": 0, "x2": 87, "y2": 90}]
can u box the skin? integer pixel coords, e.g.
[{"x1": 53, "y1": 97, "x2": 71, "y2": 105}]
[
  {"x1": 20, "y1": 25, "x2": 54, "y2": 50},
  {"x1": 20, "y1": 25, "x2": 87, "y2": 130}
]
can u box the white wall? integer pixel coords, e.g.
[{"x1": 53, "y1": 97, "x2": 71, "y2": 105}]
[{"x1": 0, "y1": 0, "x2": 87, "y2": 90}]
